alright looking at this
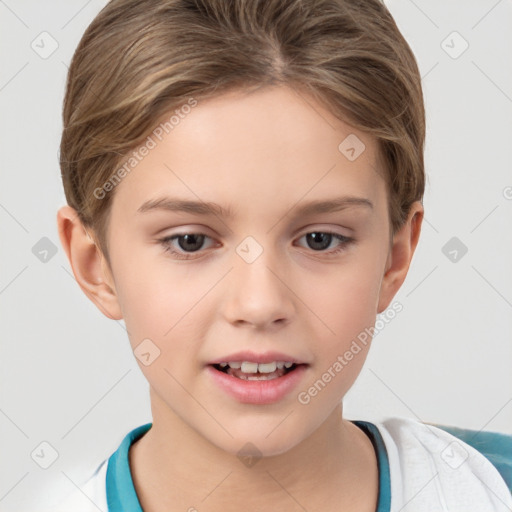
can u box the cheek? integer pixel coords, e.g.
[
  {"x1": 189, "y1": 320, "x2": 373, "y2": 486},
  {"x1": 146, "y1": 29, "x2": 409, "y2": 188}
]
[
  {"x1": 113, "y1": 260, "x2": 214, "y2": 367},
  {"x1": 302, "y1": 259, "x2": 383, "y2": 344},
  {"x1": 112, "y1": 262, "x2": 181, "y2": 344},
  {"x1": 300, "y1": 274, "x2": 377, "y2": 404},
  {"x1": 114, "y1": 271, "x2": 205, "y2": 391}
]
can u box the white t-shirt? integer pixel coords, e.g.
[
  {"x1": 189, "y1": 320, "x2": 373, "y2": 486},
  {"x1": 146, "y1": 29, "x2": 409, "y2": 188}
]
[{"x1": 51, "y1": 417, "x2": 512, "y2": 512}]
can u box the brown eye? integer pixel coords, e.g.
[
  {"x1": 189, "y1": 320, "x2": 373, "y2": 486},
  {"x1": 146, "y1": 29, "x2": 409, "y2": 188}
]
[
  {"x1": 159, "y1": 232, "x2": 215, "y2": 260},
  {"x1": 305, "y1": 232, "x2": 332, "y2": 250},
  {"x1": 297, "y1": 231, "x2": 354, "y2": 253},
  {"x1": 174, "y1": 234, "x2": 206, "y2": 252}
]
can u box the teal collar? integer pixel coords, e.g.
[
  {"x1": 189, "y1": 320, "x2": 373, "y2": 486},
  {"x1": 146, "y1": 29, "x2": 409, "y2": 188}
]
[
  {"x1": 352, "y1": 420, "x2": 392, "y2": 512},
  {"x1": 106, "y1": 422, "x2": 151, "y2": 511},
  {"x1": 106, "y1": 420, "x2": 390, "y2": 512}
]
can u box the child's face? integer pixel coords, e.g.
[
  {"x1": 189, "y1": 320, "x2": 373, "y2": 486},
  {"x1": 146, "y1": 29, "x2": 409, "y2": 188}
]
[{"x1": 93, "y1": 85, "x2": 411, "y2": 455}]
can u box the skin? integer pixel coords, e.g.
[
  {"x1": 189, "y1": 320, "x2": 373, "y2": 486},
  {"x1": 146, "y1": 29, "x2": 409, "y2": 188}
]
[{"x1": 57, "y1": 84, "x2": 423, "y2": 511}]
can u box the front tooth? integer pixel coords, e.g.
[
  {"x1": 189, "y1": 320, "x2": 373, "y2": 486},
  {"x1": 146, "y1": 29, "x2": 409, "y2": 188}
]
[
  {"x1": 258, "y1": 361, "x2": 277, "y2": 373},
  {"x1": 227, "y1": 361, "x2": 289, "y2": 373},
  {"x1": 240, "y1": 361, "x2": 259, "y2": 373}
]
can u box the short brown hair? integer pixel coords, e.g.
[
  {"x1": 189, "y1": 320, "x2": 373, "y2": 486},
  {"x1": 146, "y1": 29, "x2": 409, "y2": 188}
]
[{"x1": 60, "y1": 0, "x2": 425, "y2": 268}]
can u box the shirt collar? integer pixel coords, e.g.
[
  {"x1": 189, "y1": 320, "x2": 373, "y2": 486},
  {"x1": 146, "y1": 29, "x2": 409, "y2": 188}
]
[{"x1": 106, "y1": 422, "x2": 151, "y2": 511}]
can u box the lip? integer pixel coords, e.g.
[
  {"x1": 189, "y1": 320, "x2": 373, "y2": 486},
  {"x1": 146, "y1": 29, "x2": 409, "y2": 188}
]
[
  {"x1": 206, "y1": 363, "x2": 309, "y2": 404},
  {"x1": 207, "y1": 350, "x2": 308, "y2": 365}
]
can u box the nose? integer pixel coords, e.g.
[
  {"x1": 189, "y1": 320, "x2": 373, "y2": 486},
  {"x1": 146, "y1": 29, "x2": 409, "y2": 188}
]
[{"x1": 221, "y1": 243, "x2": 295, "y2": 330}]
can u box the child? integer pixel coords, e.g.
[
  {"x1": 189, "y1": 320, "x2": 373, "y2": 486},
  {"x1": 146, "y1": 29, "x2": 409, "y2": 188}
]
[{"x1": 55, "y1": 0, "x2": 512, "y2": 510}]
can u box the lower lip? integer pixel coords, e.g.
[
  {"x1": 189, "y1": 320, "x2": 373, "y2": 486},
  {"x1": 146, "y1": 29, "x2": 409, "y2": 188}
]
[{"x1": 206, "y1": 365, "x2": 308, "y2": 404}]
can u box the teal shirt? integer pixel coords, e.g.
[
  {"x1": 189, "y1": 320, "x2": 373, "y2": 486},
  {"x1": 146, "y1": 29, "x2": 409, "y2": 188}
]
[{"x1": 105, "y1": 421, "x2": 512, "y2": 511}]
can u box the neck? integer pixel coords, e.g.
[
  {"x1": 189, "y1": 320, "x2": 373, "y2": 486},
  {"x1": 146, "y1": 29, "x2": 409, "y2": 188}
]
[{"x1": 129, "y1": 390, "x2": 378, "y2": 512}]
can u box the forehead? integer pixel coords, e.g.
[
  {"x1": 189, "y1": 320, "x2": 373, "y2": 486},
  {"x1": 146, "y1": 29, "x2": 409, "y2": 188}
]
[{"x1": 110, "y1": 85, "x2": 386, "y2": 220}]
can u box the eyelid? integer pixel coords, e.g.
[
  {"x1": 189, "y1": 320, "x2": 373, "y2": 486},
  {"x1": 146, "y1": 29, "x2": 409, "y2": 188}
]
[
  {"x1": 158, "y1": 224, "x2": 352, "y2": 243},
  {"x1": 293, "y1": 222, "x2": 354, "y2": 237},
  {"x1": 161, "y1": 232, "x2": 217, "y2": 248}
]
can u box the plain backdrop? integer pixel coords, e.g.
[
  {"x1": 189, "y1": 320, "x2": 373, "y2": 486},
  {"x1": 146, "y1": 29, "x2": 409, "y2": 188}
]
[{"x1": 1, "y1": 0, "x2": 511, "y2": 510}]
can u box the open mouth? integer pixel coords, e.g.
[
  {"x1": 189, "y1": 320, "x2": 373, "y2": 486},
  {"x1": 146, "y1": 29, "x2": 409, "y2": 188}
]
[{"x1": 211, "y1": 363, "x2": 301, "y2": 381}]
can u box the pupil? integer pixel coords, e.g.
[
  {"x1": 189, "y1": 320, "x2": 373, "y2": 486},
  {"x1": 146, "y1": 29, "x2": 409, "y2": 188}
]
[
  {"x1": 307, "y1": 232, "x2": 331, "y2": 250},
  {"x1": 179, "y1": 234, "x2": 204, "y2": 252}
]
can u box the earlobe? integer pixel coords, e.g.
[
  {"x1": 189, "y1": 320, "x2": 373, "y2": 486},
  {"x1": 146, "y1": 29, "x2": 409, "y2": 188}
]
[
  {"x1": 377, "y1": 201, "x2": 424, "y2": 314},
  {"x1": 56, "y1": 205, "x2": 123, "y2": 320}
]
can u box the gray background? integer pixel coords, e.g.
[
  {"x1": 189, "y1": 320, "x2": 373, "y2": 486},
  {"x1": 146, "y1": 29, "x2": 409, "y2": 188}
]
[{"x1": 1, "y1": 0, "x2": 511, "y2": 510}]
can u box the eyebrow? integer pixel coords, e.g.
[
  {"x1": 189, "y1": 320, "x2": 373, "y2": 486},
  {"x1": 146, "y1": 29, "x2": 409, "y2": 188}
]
[{"x1": 136, "y1": 195, "x2": 373, "y2": 218}]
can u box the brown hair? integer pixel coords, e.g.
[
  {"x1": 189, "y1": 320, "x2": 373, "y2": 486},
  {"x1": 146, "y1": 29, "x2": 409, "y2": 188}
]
[{"x1": 60, "y1": 0, "x2": 425, "y2": 269}]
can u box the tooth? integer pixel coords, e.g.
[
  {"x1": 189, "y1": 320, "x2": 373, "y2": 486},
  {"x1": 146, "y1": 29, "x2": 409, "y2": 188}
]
[
  {"x1": 225, "y1": 360, "x2": 295, "y2": 373},
  {"x1": 230, "y1": 367, "x2": 287, "y2": 380},
  {"x1": 240, "y1": 361, "x2": 259, "y2": 373},
  {"x1": 247, "y1": 374, "x2": 277, "y2": 380},
  {"x1": 258, "y1": 361, "x2": 277, "y2": 373}
]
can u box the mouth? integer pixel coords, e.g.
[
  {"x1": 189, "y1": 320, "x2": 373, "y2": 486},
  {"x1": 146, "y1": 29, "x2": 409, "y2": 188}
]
[
  {"x1": 206, "y1": 359, "x2": 309, "y2": 404},
  {"x1": 210, "y1": 361, "x2": 304, "y2": 381}
]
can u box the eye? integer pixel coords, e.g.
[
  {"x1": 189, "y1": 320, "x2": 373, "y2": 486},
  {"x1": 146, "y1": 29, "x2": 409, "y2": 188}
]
[
  {"x1": 158, "y1": 230, "x2": 354, "y2": 260},
  {"x1": 295, "y1": 231, "x2": 354, "y2": 254},
  {"x1": 159, "y1": 232, "x2": 216, "y2": 260}
]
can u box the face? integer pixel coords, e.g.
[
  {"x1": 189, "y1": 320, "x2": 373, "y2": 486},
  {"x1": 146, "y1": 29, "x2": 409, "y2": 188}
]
[{"x1": 85, "y1": 85, "x2": 404, "y2": 456}]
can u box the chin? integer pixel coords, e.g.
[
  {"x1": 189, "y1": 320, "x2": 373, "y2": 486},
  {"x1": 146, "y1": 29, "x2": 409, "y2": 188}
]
[{"x1": 207, "y1": 422, "x2": 308, "y2": 460}]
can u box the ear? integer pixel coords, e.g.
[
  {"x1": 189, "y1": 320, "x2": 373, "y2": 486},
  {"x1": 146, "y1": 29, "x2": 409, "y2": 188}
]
[
  {"x1": 56, "y1": 205, "x2": 123, "y2": 320},
  {"x1": 377, "y1": 201, "x2": 424, "y2": 314}
]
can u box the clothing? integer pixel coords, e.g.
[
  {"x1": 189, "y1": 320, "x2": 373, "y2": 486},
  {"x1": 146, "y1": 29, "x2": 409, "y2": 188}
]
[{"x1": 53, "y1": 417, "x2": 512, "y2": 511}]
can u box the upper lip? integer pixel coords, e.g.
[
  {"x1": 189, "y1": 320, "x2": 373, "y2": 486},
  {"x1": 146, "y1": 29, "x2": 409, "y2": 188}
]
[{"x1": 207, "y1": 350, "x2": 308, "y2": 365}]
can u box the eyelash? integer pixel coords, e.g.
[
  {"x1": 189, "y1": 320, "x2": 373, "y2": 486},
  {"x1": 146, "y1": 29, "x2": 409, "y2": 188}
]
[{"x1": 158, "y1": 231, "x2": 354, "y2": 260}]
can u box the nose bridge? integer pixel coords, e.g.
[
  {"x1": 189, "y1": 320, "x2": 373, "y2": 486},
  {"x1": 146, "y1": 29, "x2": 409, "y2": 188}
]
[{"x1": 222, "y1": 234, "x2": 294, "y2": 326}]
